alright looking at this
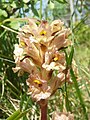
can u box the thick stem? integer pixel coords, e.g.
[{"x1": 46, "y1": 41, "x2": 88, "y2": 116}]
[{"x1": 40, "y1": 102, "x2": 47, "y2": 120}]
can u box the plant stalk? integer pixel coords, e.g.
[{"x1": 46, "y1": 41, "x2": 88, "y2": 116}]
[{"x1": 40, "y1": 102, "x2": 47, "y2": 120}]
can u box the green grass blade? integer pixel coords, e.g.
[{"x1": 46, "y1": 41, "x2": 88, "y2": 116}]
[
  {"x1": 70, "y1": 68, "x2": 88, "y2": 120},
  {"x1": 64, "y1": 81, "x2": 71, "y2": 111},
  {"x1": 68, "y1": 46, "x2": 74, "y2": 66},
  {"x1": 7, "y1": 109, "x2": 20, "y2": 120},
  {"x1": 63, "y1": 49, "x2": 68, "y2": 63},
  {"x1": 7, "y1": 108, "x2": 31, "y2": 120},
  {"x1": 73, "y1": 15, "x2": 88, "y2": 33},
  {"x1": 63, "y1": 47, "x2": 74, "y2": 111},
  {"x1": 6, "y1": 80, "x2": 20, "y2": 94},
  {"x1": 14, "y1": 108, "x2": 31, "y2": 120}
]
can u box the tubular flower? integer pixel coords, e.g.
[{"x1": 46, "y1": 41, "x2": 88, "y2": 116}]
[{"x1": 13, "y1": 18, "x2": 76, "y2": 103}]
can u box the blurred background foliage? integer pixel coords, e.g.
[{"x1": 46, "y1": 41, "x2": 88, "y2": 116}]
[{"x1": 0, "y1": 0, "x2": 90, "y2": 120}]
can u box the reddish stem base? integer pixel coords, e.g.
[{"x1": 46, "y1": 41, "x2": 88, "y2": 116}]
[{"x1": 40, "y1": 103, "x2": 47, "y2": 120}]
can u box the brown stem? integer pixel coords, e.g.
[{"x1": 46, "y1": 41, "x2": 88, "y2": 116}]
[{"x1": 40, "y1": 102, "x2": 47, "y2": 120}]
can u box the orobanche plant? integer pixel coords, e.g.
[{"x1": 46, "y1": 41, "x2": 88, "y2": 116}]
[{"x1": 13, "y1": 18, "x2": 76, "y2": 120}]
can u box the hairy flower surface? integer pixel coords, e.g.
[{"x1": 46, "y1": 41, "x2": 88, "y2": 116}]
[
  {"x1": 52, "y1": 111, "x2": 74, "y2": 120},
  {"x1": 13, "y1": 18, "x2": 73, "y2": 103}
]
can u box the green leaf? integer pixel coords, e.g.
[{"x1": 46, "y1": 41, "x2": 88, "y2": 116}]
[
  {"x1": 7, "y1": 109, "x2": 20, "y2": 120},
  {"x1": 31, "y1": 4, "x2": 39, "y2": 17},
  {"x1": 55, "y1": 0, "x2": 68, "y2": 4},
  {"x1": 0, "y1": 9, "x2": 8, "y2": 17},
  {"x1": 48, "y1": 1, "x2": 55, "y2": 9},
  {"x1": 23, "y1": 0, "x2": 30, "y2": 3},
  {"x1": 9, "y1": 21, "x2": 20, "y2": 30},
  {"x1": 11, "y1": 1, "x2": 17, "y2": 8},
  {"x1": 70, "y1": 68, "x2": 88, "y2": 120}
]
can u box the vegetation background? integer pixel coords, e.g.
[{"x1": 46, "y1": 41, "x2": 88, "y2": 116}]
[{"x1": 0, "y1": 0, "x2": 90, "y2": 120}]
